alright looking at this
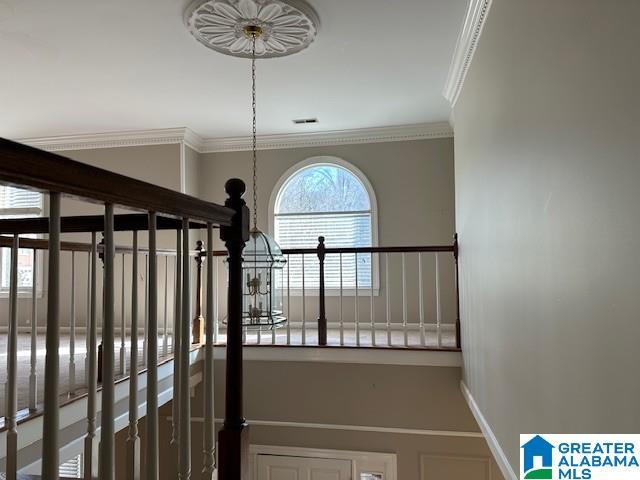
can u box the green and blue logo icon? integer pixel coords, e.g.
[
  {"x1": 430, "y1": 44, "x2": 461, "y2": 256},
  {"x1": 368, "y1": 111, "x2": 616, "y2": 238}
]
[{"x1": 521, "y1": 435, "x2": 554, "y2": 479}]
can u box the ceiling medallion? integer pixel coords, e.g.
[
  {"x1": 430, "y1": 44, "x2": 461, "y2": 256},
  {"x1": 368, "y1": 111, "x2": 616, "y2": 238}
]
[{"x1": 184, "y1": 0, "x2": 320, "y2": 59}]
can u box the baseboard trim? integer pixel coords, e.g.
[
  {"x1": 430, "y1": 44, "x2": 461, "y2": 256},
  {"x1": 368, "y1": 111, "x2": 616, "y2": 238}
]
[{"x1": 460, "y1": 381, "x2": 517, "y2": 480}]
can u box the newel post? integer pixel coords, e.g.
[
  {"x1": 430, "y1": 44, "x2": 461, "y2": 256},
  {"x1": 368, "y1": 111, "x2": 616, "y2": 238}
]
[
  {"x1": 218, "y1": 178, "x2": 250, "y2": 480},
  {"x1": 453, "y1": 233, "x2": 461, "y2": 349},
  {"x1": 317, "y1": 236, "x2": 327, "y2": 346},
  {"x1": 192, "y1": 240, "x2": 205, "y2": 344}
]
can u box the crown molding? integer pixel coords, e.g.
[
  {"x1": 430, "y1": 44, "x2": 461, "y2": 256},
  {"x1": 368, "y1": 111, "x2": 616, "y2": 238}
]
[
  {"x1": 17, "y1": 127, "x2": 199, "y2": 152},
  {"x1": 443, "y1": 0, "x2": 493, "y2": 107},
  {"x1": 199, "y1": 122, "x2": 453, "y2": 153},
  {"x1": 15, "y1": 122, "x2": 453, "y2": 154}
]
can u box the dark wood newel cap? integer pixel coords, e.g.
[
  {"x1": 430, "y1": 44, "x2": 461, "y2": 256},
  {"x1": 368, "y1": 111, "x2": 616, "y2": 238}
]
[{"x1": 225, "y1": 178, "x2": 246, "y2": 198}]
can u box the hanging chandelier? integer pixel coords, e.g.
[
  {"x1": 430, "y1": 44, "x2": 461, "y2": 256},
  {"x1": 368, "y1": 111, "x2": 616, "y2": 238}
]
[{"x1": 185, "y1": 0, "x2": 320, "y2": 329}]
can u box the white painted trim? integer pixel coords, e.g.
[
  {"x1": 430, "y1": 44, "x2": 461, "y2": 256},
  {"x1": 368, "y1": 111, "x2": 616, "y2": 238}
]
[
  {"x1": 250, "y1": 444, "x2": 397, "y2": 480},
  {"x1": 179, "y1": 140, "x2": 187, "y2": 194},
  {"x1": 460, "y1": 381, "x2": 517, "y2": 480},
  {"x1": 443, "y1": 0, "x2": 493, "y2": 107},
  {"x1": 16, "y1": 122, "x2": 453, "y2": 154},
  {"x1": 200, "y1": 122, "x2": 453, "y2": 152},
  {"x1": 178, "y1": 416, "x2": 483, "y2": 439},
  {"x1": 213, "y1": 345, "x2": 462, "y2": 367},
  {"x1": 17, "y1": 127, "x2": 197, "y2": 152}
]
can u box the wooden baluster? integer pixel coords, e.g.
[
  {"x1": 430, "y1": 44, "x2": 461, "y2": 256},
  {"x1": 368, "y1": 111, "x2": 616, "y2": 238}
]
[
  {"x1": 41, "y1": 192, "x2": 61, "y2": 480},
  {"x1": 213, "y1": 258, "x2": 219, "y2": 345},
  {"x1": 454, "y1": 234, "x2": 461, "y2": 349},
  {"x1": 301, "y1": 254, "x2": 306, "y2": 345},
  {"x1": 355, "y1": 253, "x2": 360, "y2": 347},
  {"x1": 85, "y1": 250, "x2": 91, "y2": 388},
  {"x1": 339, "y1": 253, "x2": 344, "y2": 346},
  {"x1": 317, "y1": 237, "x2": 327, "y2": 346},
  {"x1": 171, "y1": 230, "x2": 182, "y2": 447},
  {"x1": 143, "y1": 254, "x2": 148, "y2": 367},
  {"x1": 370, "y1": 252, "x2": 375, "y2": 346},
  {"x1": 120, "y1": 253, "x2": 127, "y2": 375},
  {"x1": 286, "y1": 254, "x2": 291, "y2": 345},
  {"x1": 419, "y1": 253, "x2": 426, "y2": 347},
  {"x1": 202, "y1": 223, "x2": 216, "y2": 479},
  {"x1": 99, "y1": 203, "x2": 116, "y2": 480},
  {"x1": 193, "y1": 241, "x2": 204, "y2": 345},
  {"x1": 402, "y1": 253, "x2": 408, "y2": 347},
  {"x1": 127, "y1": 231, "x2": 141, "y2": 480},
  {"x1": 146, "y1": 212, "x2": 159, "y2": 480},
  {"x1": 28, "y1": 248, "x2": 37, "y2": 411},
  {"x1": 6, "y1": 234, "x2": 19, "y2": 480},
  {"x1": 69, "y1": 250, "x2": 76, "y2": 395},
  {"x1": 218, "y1": 178, "x2": 250, "y2": 480},
  {"x1": 84, "y1": 233, "x2": 98, "y2": 480},
  {"x1": 163, "y1": 255, "x2": 169, "y2": 356},
  {"x1": 385, "y1": 253, "x2": 391, "y2": 346},
  {"x1": 435, "y1": 253, "x2": 442, "y2": 348},
  {"x1": 179, "y1": 218, "x2": 192, "y2": 480}
]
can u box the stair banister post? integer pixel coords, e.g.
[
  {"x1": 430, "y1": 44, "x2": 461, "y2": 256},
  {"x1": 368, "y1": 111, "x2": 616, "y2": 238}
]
[
  {"x1": 317, "y1": 236, "x2": 327, "y2": 346},
  {"x1": 84, "y1": 232, "x2": 99, "y2": 480},
  {"x1": 218, "y1": 178, "x2": 250, "y2": 480},
  {"x1": 6, "y1": 234, "x2": 19, "y2": 480},
  {"x1": 126, "y1": 230, "x2": 141, "y2": 480},
  {"x1": 454, "y1": 233, "x2": 461, "y2": 349},
  {"x1": 192, "y1": 239, "x2": 205, "y2": 344},
  {"x1": 202, "y1": 223, "x2": 216, "y2": 479},
  {"x1": 146, "y1": 212, "x2": 159, "y2": 480},
  {"x1": 178, "y1": 217, "x2": 192, "y2": 480}
]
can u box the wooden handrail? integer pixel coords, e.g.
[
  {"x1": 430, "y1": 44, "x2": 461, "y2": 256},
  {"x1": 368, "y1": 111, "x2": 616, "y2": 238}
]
[
  {"x1": 0, "y1": 138, "x2": 234, "y2": 225},
  {"x1": 206, "y1": 243, "x2": 456, "y2": 257},
  {"x1": 0, "y1": 214, "x2": 212, "y2": 234}
]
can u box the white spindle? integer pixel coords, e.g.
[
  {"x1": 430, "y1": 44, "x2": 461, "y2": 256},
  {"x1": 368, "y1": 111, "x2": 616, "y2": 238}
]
[
  {"x1": 402, "y1": 253, "x2": 408, "y2": 347},
  {"x1": 143, "y1": 254, "x2": 148, "y2": 367},
  {"x1": 213, "y1": 257, "x2": 219, "y2": 344},
  {"x1": 69, "y1": 250, "x2": 76, "y2": 395},
  {"x1": 6, "y1": 234, "x2": 19, "y2": 480},
  {"x1": 126, "y1": 231, "x2": 141, "y2": 480},
  {"x1": 339, "y1": 253, "x2": 344, "y2": 346},
  {"x1": 435, "y1": 253, "x2": 442, "y2": 348},
  {"x1": 286, "y1": 254, "x2": 290, "y2": 345},
  {"x1": 85, "y1": 249, "x2": 91, "y2": 388},
  {"x1": 171, "y1": 232, "x2": 182, "y2": 447},
  {"x1": 146, "y1": 212, "x2": 159, "y2": 480},
  {"x1": 84, "y1": 233, "x2": 98, "y2": 480},
  {"x1": 419, "y1": 253, "x2": 426, "y2": 346},
  {"x1": 385, "y1": 253, "x2": 391, "y2": 346},
  {"x1": 99, "y1": 203, "x2": 116, "y2": 480},
  {"x1": 179, "y1": 218, "x2": 192, "y2": 480},
  {"x1": 28, "y1": 248, "x2": 38, "y2": 411},
  {"x1": 42, "y1": 192, "x2": 61, "y2": 480},
  {"x1": 202, "y1": 223, "x2": 216, "y2": 479},
  {"x1": 370, "y1": 252, "x2": 375, "y2": 346},
  {"x1": 301, "y1": 254, "x2": 306, "y2": 345},
  {"x1": 120, "y1": 253, "x2": 126, "y2": 375},
  {"x1": 163, "y1": 255, "x2": 169, "y2": 356},
  {"x1": 355, "y1": 252, "x2": 360, "y2": 347}
]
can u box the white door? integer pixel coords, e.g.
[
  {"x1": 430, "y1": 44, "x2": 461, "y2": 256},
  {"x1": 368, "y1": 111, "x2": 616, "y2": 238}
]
[{"x1": 257, "y1": 454, "x2": 352, "y2": 480}]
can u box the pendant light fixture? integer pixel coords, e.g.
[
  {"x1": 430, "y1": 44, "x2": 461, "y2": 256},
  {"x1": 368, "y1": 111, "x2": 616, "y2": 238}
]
[{"x1": 185, "y1": 0, "x2": 320, "y2": 329}]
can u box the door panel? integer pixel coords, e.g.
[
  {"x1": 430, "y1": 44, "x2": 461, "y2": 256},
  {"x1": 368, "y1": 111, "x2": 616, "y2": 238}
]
[{"x1": 257, "y1": 454, "x2": 352, "y2": 480}]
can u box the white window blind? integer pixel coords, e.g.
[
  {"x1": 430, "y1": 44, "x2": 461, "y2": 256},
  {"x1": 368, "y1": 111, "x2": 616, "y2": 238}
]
[
  {"x1": 274, "y1": 163, "x2": 373, "y2": 289},
  {"x1": 0, "y1": 185, "x2": 43, "y2": 290}
]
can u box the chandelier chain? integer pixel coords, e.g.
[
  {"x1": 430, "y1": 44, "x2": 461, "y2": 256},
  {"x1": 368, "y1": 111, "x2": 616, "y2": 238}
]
[{"x1": 251, "y1": 34, "x2": 258, "y2": 230}]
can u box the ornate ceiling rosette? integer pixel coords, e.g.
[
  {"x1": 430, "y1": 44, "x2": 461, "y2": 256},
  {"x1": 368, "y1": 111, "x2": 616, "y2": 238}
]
[{"x1": 184, "y1": 0, "x2": 320, "y2": 59}]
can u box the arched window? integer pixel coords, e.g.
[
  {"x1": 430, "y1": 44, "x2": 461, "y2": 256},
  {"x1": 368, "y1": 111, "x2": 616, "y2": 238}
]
[{"x1": 271, "y1": 157, "x2": 377, "y2": 290}]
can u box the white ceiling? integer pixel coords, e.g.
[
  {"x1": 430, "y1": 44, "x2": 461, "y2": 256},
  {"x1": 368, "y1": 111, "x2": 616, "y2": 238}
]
[{"x1": 0, "y1": 0, "x2": 466, "y2": 140}]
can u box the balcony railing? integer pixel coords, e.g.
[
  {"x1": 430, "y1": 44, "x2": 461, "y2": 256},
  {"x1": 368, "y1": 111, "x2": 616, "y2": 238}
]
[{"x1": 198, "y1": 237, "x2": 460, "y2": 350}]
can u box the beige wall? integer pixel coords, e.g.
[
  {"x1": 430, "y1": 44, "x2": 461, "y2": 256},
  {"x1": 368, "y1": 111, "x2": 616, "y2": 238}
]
[
  {"x1": 198, "y1": 140, "x2": 457, "y2": 330},
  {"x1": 155, "y1": 360, "x2": 501, "y2": 480},
  {"x1": 0, "y1": 143, "x2": 185, "y2": 329},
  {"x1": 453, "y1": 0, "x2": 640, "y2": 476}
]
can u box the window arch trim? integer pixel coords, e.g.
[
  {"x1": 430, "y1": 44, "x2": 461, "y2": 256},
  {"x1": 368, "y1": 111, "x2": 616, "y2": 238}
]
[{"x1": 268, "y1": 156, "x2": 379, "y2": 248}]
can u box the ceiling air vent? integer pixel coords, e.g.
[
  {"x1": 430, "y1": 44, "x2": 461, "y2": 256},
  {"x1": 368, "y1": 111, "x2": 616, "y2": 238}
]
[{"x1": 292, "y1": 118, "x2": 318, "y2": 125}]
